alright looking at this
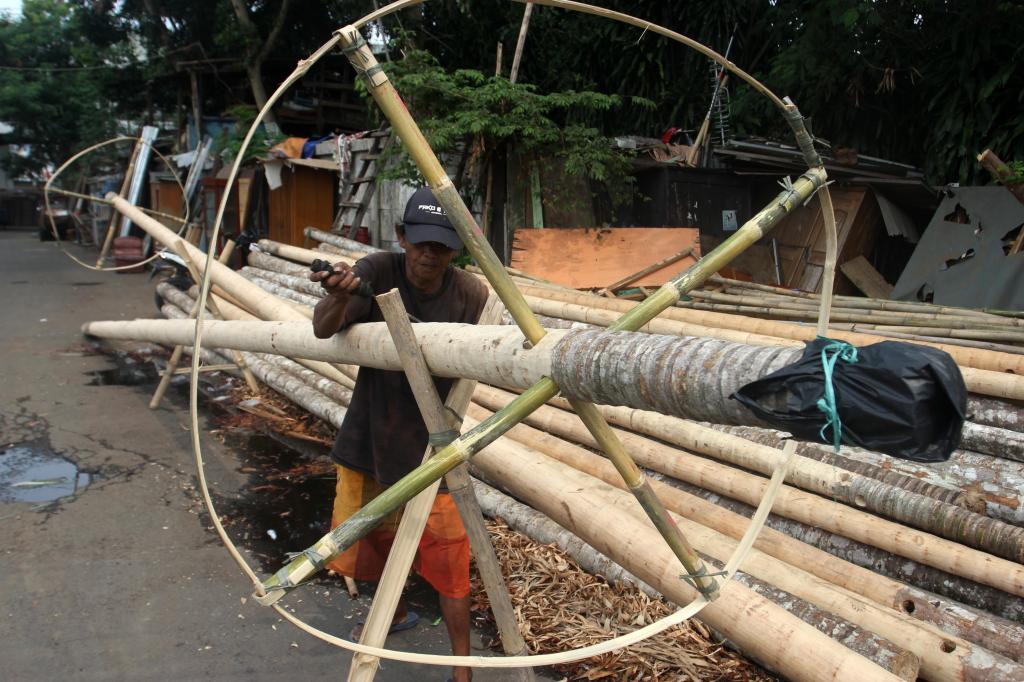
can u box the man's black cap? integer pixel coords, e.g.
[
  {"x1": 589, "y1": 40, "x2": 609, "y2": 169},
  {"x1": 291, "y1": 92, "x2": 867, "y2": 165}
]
[{"x1": 402, "y1": 187, "x2": 462, "y2": 251}]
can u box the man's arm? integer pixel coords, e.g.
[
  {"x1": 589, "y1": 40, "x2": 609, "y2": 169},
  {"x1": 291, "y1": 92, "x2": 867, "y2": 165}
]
[{"x1": 310, "y1": 261, "x2": 364, "y2": 338}]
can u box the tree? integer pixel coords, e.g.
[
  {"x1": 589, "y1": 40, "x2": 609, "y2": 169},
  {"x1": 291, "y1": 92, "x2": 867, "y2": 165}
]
[
  {"x1": 0, "y1": 0, "x2": 128, "y2": 178},
  {"x1": 226, "y1": 0, "x2": 292, "y2": 131},
  {"x1": 366, "y1": 49, "x2": 647, "y2": 208}
]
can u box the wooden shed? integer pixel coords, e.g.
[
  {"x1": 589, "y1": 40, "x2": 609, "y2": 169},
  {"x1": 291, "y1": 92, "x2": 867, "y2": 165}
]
[{"x1": 265, "y1": 158, "x2": 338, "y2": 246}]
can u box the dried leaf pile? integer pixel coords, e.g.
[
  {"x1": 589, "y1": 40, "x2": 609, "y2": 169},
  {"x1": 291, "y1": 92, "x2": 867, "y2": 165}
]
[
  {"x1": 219, "y1": 384, "x2": 336, "y2": 446},
  {"x1": 472, "y1": 519, "x2": 775, "y2": 682}
]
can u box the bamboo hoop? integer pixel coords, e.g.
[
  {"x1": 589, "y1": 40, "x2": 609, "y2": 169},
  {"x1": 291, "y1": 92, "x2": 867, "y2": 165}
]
[
  {"x1": 147, "y1": 0, "x2": 841, "y2": 669},
  {"x1": 44, "y1": 135, "x2": 191, "y2": 272}
]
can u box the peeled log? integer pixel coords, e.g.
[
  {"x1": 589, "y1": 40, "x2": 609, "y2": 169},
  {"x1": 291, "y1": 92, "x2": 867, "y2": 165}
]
[
  {"x1": 243, "y1": 248, "x2": 1020, "y2": 401},
  {"x1": 241, "y1": 270, "x2": 322, "y2": 308},
  {"x1": 713, "y1": 424, "x2": 1024, "y2": 526},
  {"x1": 961, "y1": 421, "x2": 1024, "y2": 463},
  {"x1": 304, "y1": 227, "x2": 379, "y2": 255},
  {"x1": 107, "y1": 194, "x2": 308, "y2": 325},
  {"x1": 676, "y1": 481, "x2": 1024, "y2": 638},
  {"x1": 160, "y1": 303, "x2": 347, "y2": 428},
  {"x1": 710, "y1": 425, "x2": 967, "y2": 505},
  {"x1": 968, "y1": 395, "x2": 1024, "y2": 432},
  {"x1": 470, "y1": 479, "x2": 920, "y2": 680},
  {"x1": 241, "y1": 266, "x2": 324, "y2": 298},
  {"x1": 246, "y1": 250, "x2": 310, "y2": 278}
]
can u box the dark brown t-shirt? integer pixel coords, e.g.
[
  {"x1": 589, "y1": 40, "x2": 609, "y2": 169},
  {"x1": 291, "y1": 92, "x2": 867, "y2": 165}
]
[{"x1": 330, "y1": 251, "x2": 488, "y2": 485}]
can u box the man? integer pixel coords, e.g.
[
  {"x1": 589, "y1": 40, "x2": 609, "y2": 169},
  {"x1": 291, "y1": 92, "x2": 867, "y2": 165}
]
[{"x1": 311, "y1": 187, "x2": 487, "y2": 682}]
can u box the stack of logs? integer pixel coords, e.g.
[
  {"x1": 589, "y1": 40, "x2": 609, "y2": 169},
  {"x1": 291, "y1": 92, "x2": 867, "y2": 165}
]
[{"x1": 86, "y1": 223, "x2": 1024, "y2": 682}]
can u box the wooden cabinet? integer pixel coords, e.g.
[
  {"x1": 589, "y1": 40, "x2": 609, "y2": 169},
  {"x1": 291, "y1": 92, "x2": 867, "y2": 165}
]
[{"x1": 267, "y1": 163, "x2": 336, "y2": 246}]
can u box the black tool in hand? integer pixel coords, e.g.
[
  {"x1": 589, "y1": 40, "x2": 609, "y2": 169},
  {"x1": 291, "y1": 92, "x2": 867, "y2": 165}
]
[{"x1": 310, "y1": 259, "x2": 374, "y2": 297}]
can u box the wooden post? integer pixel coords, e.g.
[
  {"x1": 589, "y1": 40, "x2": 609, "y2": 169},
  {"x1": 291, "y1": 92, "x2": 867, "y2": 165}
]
[
  {"x1": 96, "y1": 131, "x2": 145, "y2": 266},
  {"x1": 509, "y1": 3, "x2": 534, "y2": 84},
  {"x1": 978, "y1": 148, "x2": 1024, "y2": 208},
  {"x1": 349, "y1": 291, "x2": 533, "y2": 682}
]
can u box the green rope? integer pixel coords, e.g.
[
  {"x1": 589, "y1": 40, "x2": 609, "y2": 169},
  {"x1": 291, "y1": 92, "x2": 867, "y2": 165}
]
[{"x1": 816, "y1": 337, "x2": 858, "y2": 451}]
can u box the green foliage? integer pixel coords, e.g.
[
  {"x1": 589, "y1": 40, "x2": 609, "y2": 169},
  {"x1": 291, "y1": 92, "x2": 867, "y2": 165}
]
[
  {"x1": 362, "y1": 49, "x2": 645, "y2": 206},
  {"x1": 215, "y1": 104, "x2": 283, "y2": 163},
  {"x1": 405, "y1": 0, "x2": 1024, "y2": 185},
  {"x1": 1003, "y1": 160, "x2": 1024, "y2": 185},
  {"x1": 0, "y1": 0, "x2": 124, "y2": 178}
]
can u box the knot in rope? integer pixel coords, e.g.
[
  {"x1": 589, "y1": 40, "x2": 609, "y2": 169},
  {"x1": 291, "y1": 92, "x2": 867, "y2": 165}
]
[{"x1": 815, "y1": 337, "x2": 858, "y2": 452}]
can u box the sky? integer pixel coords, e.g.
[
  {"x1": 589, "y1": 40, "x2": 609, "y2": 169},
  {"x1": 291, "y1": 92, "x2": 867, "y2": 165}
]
[{"x1": 0, "y1": 0, "x2": 21, "y2": 17}]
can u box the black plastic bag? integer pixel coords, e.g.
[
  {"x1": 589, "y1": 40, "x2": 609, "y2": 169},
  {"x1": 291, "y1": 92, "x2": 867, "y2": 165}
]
[{"x1": 732, "y1": 337, "x2": 966, "y2": 462}]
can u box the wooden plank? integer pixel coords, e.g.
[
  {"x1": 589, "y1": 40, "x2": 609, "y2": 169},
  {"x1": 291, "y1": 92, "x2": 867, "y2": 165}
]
[
  {"x1": 840, "y1": 255, "x2": 894, "y2": 299},
  {"x1": 510, "y1": 227, "x2": 700, "y2": 289}
]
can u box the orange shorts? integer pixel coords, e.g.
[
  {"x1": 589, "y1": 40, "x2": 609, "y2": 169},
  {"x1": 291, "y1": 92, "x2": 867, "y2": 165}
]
[{"x1": 326, "y1": 465, "x2": 471, "y2": 599}]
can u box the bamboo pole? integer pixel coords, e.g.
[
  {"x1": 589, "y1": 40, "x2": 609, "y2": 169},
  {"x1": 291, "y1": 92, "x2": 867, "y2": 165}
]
[
  {"x1": 334, "y1": 23, "x2": 729, "y2": 601},
  {"x1": 509, "y1": 2, "x2": 533, "y2": 84},
  {"x1": 708, "y1": 275, "x2": 992, "y2": 316},
  {"x1": 149, "y1": 242, "x2": 257, "y2": 408},
  {"x1": 349, "y1": 291, "x2": 532, "y2": 682},
  {"x1": 691, "y1": 286, "x2": 1024, "y2": 328},
  {"x1": 682, "y1": 292, "x2": 1024, "y2": 332},
  {"x1": 467, "y1": 436, "x2": 903, "y2": 682},
  {"x1": 468, "y1": 416, "x2": 1024, "y2": 682}
]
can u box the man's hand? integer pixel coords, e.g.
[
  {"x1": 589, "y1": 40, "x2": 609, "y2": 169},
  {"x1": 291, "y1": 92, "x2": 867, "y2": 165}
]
[{"x1": 311, "y1": 261, "x2": 362, "y2": 297}]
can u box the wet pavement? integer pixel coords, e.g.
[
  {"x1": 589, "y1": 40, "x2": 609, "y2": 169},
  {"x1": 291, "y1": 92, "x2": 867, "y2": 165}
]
[{"x1": 0, "y1": 230, "x2": 552, "y2": 681}]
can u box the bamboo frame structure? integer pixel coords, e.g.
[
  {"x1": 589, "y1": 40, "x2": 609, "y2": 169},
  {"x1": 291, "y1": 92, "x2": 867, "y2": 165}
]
[
  {"x1": 155, "y1": 288, "x2": 1024, "y2": 667},
  {"x1": 253, "y1": 170, "x2": 827, "y2": 606},
  {"x1": 330, "y1": 23, "x2": 725, "y2": 601},
  {"x1": 98, "y1": 0, "x2": 862, "y2": 669}
]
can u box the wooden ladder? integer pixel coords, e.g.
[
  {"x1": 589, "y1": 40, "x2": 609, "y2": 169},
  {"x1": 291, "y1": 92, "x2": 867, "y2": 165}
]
[{"x1": 331, "y1": 128, "x2": 393, "y2": 241}]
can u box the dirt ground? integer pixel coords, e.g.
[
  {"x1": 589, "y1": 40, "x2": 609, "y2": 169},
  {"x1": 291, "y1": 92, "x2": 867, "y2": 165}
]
[{"x1": 0, "y1": 229, "x2": 554, "y2": 681}]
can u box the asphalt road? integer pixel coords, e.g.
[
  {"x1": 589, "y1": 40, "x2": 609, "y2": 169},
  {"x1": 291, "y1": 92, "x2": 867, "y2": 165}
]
[{"x1": 0, "y1": 229, "x2": 550, "y2": 681}]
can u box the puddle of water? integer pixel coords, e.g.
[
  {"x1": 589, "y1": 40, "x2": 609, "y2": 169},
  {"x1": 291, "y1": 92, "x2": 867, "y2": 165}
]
[
  {"x1": 0, "y1": 442, "x2": 92, "y2": 503},
  {"x1": 215, "y1": 431, "x2": 337, "y2": 571},
  {"x1": 86, "y1": 364, "x2": 154, "y2": 386}
]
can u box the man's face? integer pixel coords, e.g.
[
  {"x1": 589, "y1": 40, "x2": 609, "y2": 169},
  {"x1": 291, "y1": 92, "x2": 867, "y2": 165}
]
[{"x1": 398, "y1": 233, "x2": 457, "y2": 286}]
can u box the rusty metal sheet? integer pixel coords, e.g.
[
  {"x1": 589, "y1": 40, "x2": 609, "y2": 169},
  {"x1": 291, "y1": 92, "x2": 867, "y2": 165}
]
[{"x1": 510, "y1": 227, "x2": 700, "y2": 289}]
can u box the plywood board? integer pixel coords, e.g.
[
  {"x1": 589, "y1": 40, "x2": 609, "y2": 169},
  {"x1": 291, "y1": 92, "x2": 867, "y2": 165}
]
[
  {"x1": 840, "y1": 255, "x2": 893, "y2": 298},
  {"x1": 510, "y1": 227, "x2": 700, "y2": 289}
]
